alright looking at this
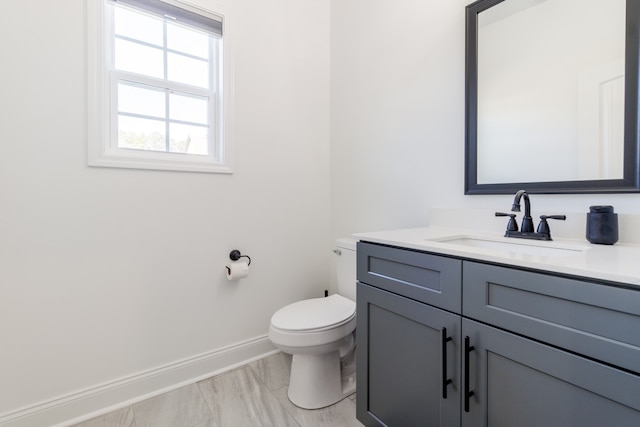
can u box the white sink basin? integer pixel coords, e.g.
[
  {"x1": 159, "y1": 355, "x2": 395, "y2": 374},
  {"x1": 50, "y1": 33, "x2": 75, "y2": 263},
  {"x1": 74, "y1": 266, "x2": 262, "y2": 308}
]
[{"x1": 429, "y1": 235, "x2": 588, "y2": 258}]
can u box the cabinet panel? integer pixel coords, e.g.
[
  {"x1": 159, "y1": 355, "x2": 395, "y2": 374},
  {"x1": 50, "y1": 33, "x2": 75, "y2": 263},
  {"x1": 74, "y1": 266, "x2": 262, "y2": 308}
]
[
  {"x1": 357, "y1": 242, "x2": 462, "y2": 312},
  {"x1": 463, "y1": 261, "x2": 640, "y2": 374},
  {"x1": 462, "y1": 319, "x2": 640, "y2": 427},
  {"x1": 356, "y1": 283, "x2": 460, "y2": 427}
]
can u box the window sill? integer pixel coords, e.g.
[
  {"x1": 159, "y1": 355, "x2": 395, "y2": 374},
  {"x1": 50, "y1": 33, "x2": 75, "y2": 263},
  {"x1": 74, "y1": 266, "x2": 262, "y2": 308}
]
[{"x1": 88, "y1": 148, "x2": 233, "y2": 174}]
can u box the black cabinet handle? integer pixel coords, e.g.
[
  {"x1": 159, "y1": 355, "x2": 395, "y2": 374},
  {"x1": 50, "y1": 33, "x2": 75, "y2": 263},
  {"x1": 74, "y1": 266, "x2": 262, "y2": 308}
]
[
  {"x1": 441, "y1": 328, "x2": 453, "y2": 399},
  {"x1": 464, "y1": 336, "x2": 476, "y2": 412}
]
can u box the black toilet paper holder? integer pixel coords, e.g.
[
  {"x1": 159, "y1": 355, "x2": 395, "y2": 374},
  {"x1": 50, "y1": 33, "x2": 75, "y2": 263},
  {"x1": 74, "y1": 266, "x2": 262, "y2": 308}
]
[{"x1": 229, "y1": 249, "x2": 252, "y2": 265}]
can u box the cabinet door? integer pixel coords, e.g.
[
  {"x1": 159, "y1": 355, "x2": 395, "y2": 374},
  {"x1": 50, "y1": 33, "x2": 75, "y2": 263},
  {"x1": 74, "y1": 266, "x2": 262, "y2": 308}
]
[
  {"x1": 462, "y1": 319, "x2": 640, "y2": 427},
  {"x1": 356, "y1": 283, "x2": 461, "y2": 427}
]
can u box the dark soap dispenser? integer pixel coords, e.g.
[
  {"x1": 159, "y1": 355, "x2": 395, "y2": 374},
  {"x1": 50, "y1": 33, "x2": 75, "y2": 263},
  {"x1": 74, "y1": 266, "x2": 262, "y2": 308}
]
[{"x1": 586, "y1": 206, "x2": 618, "y2": 245}]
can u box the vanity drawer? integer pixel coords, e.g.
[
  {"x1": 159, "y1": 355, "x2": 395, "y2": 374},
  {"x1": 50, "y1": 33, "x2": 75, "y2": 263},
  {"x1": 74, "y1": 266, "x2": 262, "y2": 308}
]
[
  {"x1": 357, "y1": 242, "x2": 461, "y2": 313},
  {"x1": 463, "y1": 261, "x2": 640, "y2": 374}
]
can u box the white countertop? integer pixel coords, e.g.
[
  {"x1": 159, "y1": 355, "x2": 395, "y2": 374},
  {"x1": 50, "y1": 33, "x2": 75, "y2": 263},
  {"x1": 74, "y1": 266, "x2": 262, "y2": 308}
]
[{"x1": 353, "y1": 226, "x2": 640, "y2": 287}]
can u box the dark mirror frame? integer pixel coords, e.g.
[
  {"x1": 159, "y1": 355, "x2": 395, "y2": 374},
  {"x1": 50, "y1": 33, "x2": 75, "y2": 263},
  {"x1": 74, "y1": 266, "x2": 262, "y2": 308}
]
[{"x1": 465, "y1": 0, "x2": 640, "y2": 194}]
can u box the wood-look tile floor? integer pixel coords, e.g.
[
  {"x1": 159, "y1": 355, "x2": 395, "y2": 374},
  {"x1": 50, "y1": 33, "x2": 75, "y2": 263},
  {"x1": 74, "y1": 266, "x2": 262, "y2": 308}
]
[{"x1": 72, "y1": 352, "x2": 363, "y2": 427}]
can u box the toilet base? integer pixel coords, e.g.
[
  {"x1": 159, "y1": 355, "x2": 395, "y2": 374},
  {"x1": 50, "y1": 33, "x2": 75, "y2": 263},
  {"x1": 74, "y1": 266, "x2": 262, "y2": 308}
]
[{"x1": 287, "y1": 350, "x2": 356, "y2": 409}]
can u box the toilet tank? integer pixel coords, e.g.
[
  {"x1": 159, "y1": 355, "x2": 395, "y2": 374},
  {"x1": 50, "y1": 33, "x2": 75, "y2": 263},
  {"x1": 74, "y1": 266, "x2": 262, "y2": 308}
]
[{"x1": 335, "y1": 238, "x2": 357, "y2": 302}]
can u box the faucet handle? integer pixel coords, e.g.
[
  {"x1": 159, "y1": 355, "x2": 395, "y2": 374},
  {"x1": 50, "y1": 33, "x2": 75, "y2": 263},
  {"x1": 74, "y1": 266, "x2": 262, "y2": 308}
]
[
  {"x1": 540, "y1": 215, "x2": 567, "y2": 221},
  {"x1": 537, "y1": 215, "x2": 566, "y2": 237},
  {"x1": 495, "y1": 212, "x2": 518, "y2": 231}
]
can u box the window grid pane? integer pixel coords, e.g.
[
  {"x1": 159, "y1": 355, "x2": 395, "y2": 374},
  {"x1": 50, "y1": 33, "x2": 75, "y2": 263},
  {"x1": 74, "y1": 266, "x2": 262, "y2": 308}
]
[
  {"x1": 168, "y1": 52, "x2": 210, "y2": 89},
  {"x1": 118, "y1": 81, "x2": 166, "y2": 119},
  {"x1": 169, "y1": 123, "x2": 209, "y2": 155},
  {"x1": 115, "y1": 38, "x2": 164, "y2": 79},
  {"x1": 114, "y1": 6, "x2": 163, "y2": 46},
  {"x1": 118, "y1": 115, "x2": 167, "y2": 152},
  {"x1": 167, "y1": 22, "x2": 209, "y2": 59},
  {"x1": 169, "y1": 92, "x2": 209, "y2": 124}
]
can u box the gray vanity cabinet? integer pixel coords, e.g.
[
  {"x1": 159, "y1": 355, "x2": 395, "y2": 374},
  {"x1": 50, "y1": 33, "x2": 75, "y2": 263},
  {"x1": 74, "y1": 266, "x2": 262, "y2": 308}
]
[{"x1": 356, "y1": 241, "x2": 640, "y2": 426}]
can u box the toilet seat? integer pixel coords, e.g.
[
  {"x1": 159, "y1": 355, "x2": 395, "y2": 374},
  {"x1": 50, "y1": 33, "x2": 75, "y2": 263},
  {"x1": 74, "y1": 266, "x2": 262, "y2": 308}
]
[
  {"x1": 271, "y1": 294, "x2": 356, "y2": 332},
  {"x1": 269, "y1": 294, "x2": 356, "y2": 351}
]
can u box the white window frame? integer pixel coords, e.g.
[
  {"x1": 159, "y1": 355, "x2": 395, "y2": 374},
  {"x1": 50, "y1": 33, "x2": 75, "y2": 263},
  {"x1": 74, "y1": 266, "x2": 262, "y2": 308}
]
[{"x1": 87, "y1": 0, "x2": 234, "y2": 173}]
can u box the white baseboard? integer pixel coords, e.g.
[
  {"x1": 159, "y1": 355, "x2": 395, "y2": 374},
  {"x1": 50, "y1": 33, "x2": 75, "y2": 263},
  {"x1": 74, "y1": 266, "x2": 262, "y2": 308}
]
[{"x1": 0, "y1": 335, "x2": 276, "y2": 427}]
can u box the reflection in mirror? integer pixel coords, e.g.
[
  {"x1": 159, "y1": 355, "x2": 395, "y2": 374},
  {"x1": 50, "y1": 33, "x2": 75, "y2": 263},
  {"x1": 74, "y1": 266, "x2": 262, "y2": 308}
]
[
  {"x1": 477, "y1": 0, "x2": 625, "y2": 184},
  {"x1": 465, "y1": 0, "x2": 640, "y2": 194}
]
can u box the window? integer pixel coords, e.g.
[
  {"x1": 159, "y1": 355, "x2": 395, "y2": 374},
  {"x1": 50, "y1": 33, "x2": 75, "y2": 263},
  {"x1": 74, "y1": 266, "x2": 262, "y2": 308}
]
[{"x1": 88, "y1": 0, "x2": 233, "y2": 173}]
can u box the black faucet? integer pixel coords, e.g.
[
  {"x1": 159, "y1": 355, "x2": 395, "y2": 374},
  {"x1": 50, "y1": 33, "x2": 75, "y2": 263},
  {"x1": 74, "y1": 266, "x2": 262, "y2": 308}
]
[
  {"x1": 495, "y1": 190, "x2": 566, "y2": 241},
  {"x1": 511, "y1": 190, "x2": 534, "y2": 232}
]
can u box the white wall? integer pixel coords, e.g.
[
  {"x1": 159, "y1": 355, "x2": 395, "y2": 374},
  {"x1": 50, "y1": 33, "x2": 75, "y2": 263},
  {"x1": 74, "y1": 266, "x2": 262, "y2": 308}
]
[
  {"x1": 0, "y1": 0, "x2": 330, "y2": 424},
  {"x1": 330, "y1": 0, "x2": 640, "y2": 243}
]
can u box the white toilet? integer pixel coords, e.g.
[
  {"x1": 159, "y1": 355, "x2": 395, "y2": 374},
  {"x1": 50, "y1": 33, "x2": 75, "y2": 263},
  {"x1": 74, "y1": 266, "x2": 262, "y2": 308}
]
[{"x1": 268, "y1": 238, "x2": 357, "y2": 409}]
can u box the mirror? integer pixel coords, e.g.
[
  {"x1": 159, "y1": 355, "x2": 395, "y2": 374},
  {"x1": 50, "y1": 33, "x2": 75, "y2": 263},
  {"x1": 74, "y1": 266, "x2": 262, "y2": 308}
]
[{"x1": 465, "y1": 0, "x2": 640, "y2": 194}]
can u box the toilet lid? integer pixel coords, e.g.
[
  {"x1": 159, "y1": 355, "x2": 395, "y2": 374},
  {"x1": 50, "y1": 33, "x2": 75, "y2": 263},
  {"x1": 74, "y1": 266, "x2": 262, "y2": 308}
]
[{"x1": 271, "y1": 294, "x2": 356, "y2": 331}]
